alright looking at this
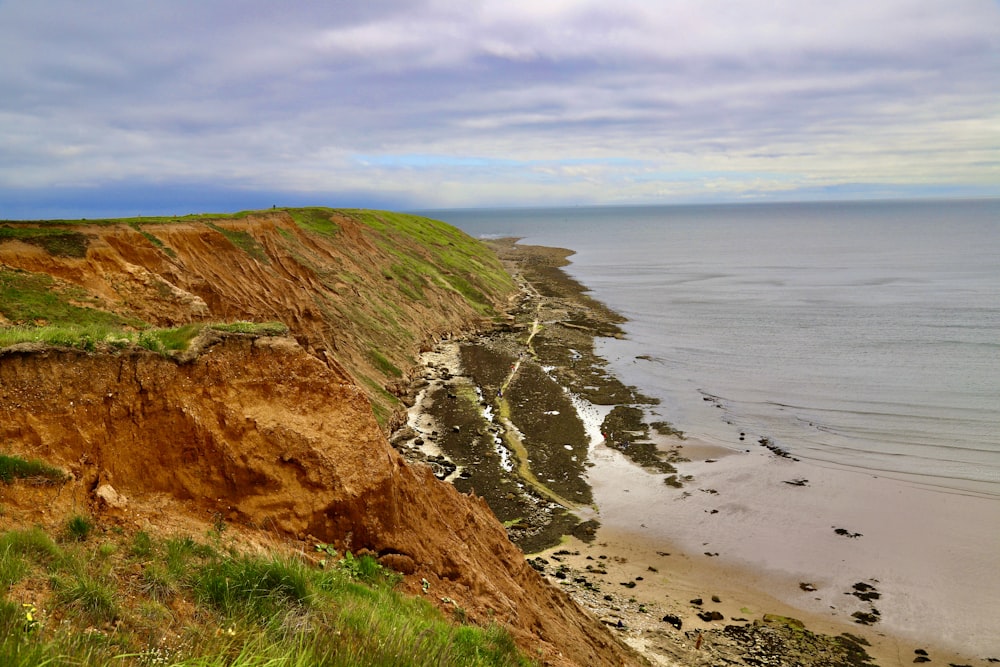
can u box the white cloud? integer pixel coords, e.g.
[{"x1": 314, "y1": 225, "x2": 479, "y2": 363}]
[{"x1": 0, "y1": 0, "x2": 997, "y2": 210}]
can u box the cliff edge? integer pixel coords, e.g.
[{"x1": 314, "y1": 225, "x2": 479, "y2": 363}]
[{"x1": 0, "y1": 209, "x2": 638, "y2": 665}]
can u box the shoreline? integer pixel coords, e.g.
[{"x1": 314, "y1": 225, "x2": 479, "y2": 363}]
[{"x1": 395, "y1": 238, "x2": 999, "y2": 666}]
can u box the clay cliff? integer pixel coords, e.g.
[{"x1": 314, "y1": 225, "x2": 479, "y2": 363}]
[{"x1": 0, "y1": 209, "x2": 638, "y2": 666}]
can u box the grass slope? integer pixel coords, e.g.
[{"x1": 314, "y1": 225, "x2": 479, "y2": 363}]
[{"x1": 0, "y1": 517, "x2": 532, "y2": 666}]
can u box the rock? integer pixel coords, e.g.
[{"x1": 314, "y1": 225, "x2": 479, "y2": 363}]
[
  {"x1": 697, "y1": 610, "x2": 724, "y2": 622},
  {"x1": 851, "y1": 610, "x2": 880, "y2": 625},
  {"x1": 690, "y1": 598, "x2": 703, "y2": 606},
  {"x1": 852, "y1": 581, "x2": 881, "y2": 601},
  {"x1": 711, "y1": 595, "x2": 721, "y2": 603},
  {"x1": 834, "y1": 527, "x2": 863, "y2": 538},
  {"x1": 94, "y1": 484, "x2": 127, "y2": 509},
  {"x1": 661, "y1": 613, "x2": 683, "y2": 630},
  {"x1": 800, "y1": 582, "x2": 817, "y2": 592}
]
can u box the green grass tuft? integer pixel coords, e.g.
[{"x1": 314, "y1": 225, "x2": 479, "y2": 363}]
[
  {"x1": 52, "y1": 571, "x2": 119, "y2": 624},
  {"x1": 0, "y1": 454, "x2": 66, "y2": 484},
  {"x1": 0, "y1": 528, "x2": 62, "y2": 563},
  {"x1": 64, "y1": 515, "x2": 94, "y2": 542}
]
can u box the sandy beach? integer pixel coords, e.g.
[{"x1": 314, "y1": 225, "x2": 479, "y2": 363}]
[
  {"x1": 536, "y1": 425, "x2": 1000, "y2": 665},
  {"x1": 395, "y1": 239, "x2": 1000, "y2": 667}
]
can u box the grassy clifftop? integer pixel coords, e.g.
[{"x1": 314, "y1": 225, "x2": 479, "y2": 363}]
[{"x1": 0, "y1": 207, "x2": 516, "y2": 428}]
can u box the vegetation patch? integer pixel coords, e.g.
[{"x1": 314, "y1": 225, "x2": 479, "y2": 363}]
[
  {"x1": 0, "y1": 525, "x2": 531, "y2": 666},
  {"x1": 0, "y1": 269, "x2": 132, "y2": 330},
  {"x1": 0, "y1": 225, "x2": 90, "y2": 257},
  {"x1": 344, "y1": 209, "x2": 515, "y2": 315},
  {"x1": 0, "y1": 455, "x2": 66, "y2": 485},
  {"x1": 127, "y1": 222, "x2": 177, "y2": 258},
  {"x1": 208, "y1": 321, "x2": 288, "y2": 336},
  {"x1": 204, "y1": 222, "x2": 270, "y2": 264},
  {"x1": 286, "y1": 207, "x2": 341, "y2": 238},
  {"x1": 368, "y1": 347, "x2": 403, "y2": 377},
  {"x1": 0, "y1": 320, "x2": 289, "y2": 354}
]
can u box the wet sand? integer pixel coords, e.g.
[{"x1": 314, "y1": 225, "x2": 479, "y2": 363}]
[{"x1": 395, "y1": 239, "x2": 1000, "y2": 666}]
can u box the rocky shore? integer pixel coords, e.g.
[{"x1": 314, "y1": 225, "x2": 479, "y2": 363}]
[
  {"x1": 390, "y1": 239, "x2": 996, "y2": 667},
  {"x1": 391, "y1": 239, "x2": 681, "y2": 553}
]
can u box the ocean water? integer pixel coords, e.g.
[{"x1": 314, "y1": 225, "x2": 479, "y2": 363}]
[{"x1": 424, "y1": 199, "x2": 1000, "y2": 497}]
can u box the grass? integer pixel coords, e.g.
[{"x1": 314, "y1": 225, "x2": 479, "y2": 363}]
[
  {"x1": 285, "y1": 207, "x2": 341, "y2": 238},
  {"x1": 0, "y1": 207, "x2": 518, "y2": 436},
  {"x1": 0, "y1": 269, "x2": 133, "y2": 330},
  {"x1": 0, "y1": 454, "x2": 66, "y2": 485},
  {"x1": 368, "y1": 347, "x2": 403, "y2": 378},
  {"x1": 209, "y1": 321, "x2": 289, "y2": 336},
  {"x1": 0, "y1": 321, "x2": 289, "y2": 354},
  {"x1": 342, "y1": 210, "x2": 515, "y2": 315},
  {"x1": 0, "y1": 525, "x2": 532, "y2": 666},
  {"x1": 0, "y1": 225, "x2": 90, "y2": 257},
  {"x1": 64, "y1": 515, "x2": 94, "y2": 542},
  {"x1": 128, "y1": 222, "x2": 177, "y2": 258},
  {"x1": 204, "y1": 222, "x2": 270, "y2": 264}
]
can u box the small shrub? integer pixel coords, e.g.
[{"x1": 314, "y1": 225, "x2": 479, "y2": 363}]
[
  {"x1": 340, "y1": 551, "x2": 398, "y2": 586},
  {"x1": 65, "y1": 515, "x2": 93, "y2": 542}
]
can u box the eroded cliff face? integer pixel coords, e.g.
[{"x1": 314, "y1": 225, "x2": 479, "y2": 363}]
[
  {"x1": 0, "y1": 336, "x2": 632, "y2": 664},
  {"x1": 0, "y1": 211, "x2": 638, "y2": 665},
  {"x1": 0, "y1": 210, "x2": 515, "y2": 426}
]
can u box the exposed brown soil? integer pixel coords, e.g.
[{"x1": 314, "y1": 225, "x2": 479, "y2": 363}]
[
  {"x1": 0, "y1": 215, "x2": 644, "y2": 666},
  {"x1": 0, "y1": 212, "x2": 510, "y2": 429}
]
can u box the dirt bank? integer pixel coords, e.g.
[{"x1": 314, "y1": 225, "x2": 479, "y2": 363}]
[
  {"x1": 0, "y1": 211, "x2": 643, "y2": 665},
  {"x1": 0, "y1": 332, "x2": 639, "y2": 666}
]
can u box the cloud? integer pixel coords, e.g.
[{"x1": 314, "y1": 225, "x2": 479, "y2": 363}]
[{"x1": 1, "y1": 0, "x2": 998, "y2": 214}]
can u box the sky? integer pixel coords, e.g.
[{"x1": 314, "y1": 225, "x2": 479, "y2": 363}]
[{"x1": 1, "y1": 0, "x2": 999, "y2": 218}]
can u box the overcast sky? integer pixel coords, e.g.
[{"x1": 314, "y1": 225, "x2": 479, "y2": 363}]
[{"x1": 2, "y1": 1, "x2": 998, "y2": 217}]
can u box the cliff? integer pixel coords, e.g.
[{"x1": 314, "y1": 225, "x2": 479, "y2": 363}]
[
  {"x1": 0, "y1": 209, "x2": 515, "y2": 427},
  {"x1": 0, "y1": 210, "x2": 637, "y2": 666}
]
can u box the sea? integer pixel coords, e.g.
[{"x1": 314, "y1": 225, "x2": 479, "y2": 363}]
[{"x1": 422, "y1": 199, "x2": 1000, "y2": 498}]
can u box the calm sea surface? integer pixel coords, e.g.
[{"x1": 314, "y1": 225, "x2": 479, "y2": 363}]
[{"x1": 423, "y1": 200, "x2": 1000, "y2": 496}]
